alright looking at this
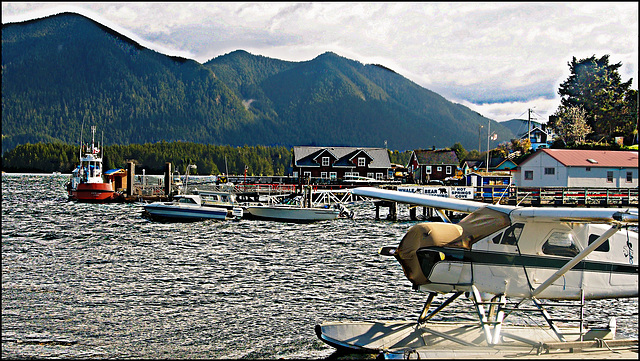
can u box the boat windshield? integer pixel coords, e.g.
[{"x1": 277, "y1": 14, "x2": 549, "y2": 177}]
[{"x1": 177, "y1": 197, "x2": 197, "y2": 204}]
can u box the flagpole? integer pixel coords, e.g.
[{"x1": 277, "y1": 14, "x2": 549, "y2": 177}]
[{"x1": 486, "y1": 121, "x2": 490, "y2": 173}]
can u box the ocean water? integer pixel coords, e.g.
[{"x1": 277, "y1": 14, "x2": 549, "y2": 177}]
[{"x1": 2, "y1": 174, "x2": 637, "y2": 359}]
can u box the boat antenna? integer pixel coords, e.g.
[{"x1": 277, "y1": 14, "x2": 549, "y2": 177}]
[
  {"x1": 91, "y1": 126, "x2": 96, "y2": 151},
  {"x1": 79, "y1": 114, "x2": 86, "y2": 159}
]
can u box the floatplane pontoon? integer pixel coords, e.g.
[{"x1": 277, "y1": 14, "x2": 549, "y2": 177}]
[{"x1": 316, "y1": 187, "x2": 638, "y2": 358}]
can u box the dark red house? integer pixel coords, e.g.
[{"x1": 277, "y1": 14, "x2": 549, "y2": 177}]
[
  {"x1": 408, "y1": 149, "x2": 460, "y2": 184},
  {"x1": 292, "y1": 146, "x2": 392, "y2": 181}
]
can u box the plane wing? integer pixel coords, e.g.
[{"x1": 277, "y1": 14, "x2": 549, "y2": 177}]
[
  {"x1": 352, "y1": 187, "x2": 639, "y2": 225},
  {"x1": 509, "y1": 207, "x2": 638, "y2": 224},
  {"x1": 352, "y1": 187, "x2": 488, "y2": 213}
]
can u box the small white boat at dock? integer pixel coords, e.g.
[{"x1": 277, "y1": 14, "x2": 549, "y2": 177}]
[
  {"x1": 143, "y1": 194, "x2": 243, "y2": 221},
  {"x1": 245, "y1": 204, "x2": 341, "y2": 223}
]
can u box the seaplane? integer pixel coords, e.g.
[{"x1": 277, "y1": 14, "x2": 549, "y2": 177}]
[{"x1": 316, "y1": 186, "x2": 638, "y2": 359}]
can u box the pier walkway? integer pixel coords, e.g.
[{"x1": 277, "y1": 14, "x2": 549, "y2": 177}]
[{"x1": 126, "y1": 173, "x2": 638, "y2": 209}]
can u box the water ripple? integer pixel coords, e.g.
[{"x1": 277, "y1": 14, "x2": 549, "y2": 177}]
[{"x1": 2, "y1": 174, "x2": 637, "y2": 359}]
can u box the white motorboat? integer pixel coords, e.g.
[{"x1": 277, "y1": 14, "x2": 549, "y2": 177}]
[
  {"x1": 245, "y1": 204, "x2": 341, "y2": 223},
  {"x1": 144, "y1": 194, "x2": 243, "y2": 221}
]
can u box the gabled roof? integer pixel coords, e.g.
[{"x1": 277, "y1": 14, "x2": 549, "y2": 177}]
[
  {"x1": 412, "y1": 149, "x2": 459, "y2": 165},
  {"x1": 334, "y1": 149, "x2": 374, "y2": 167},
  {"x1": 293, "y1": 146, "x2": 391, "y2": 168},
  {"x1": 489, "y1": 157, "x2": 517, "y2": 169},
  {"x1": 521, "y1": 149, "x2": 638, "y2": 168},
  {"x1": 463, "y1": 160, "x2": 483, "y2": 169},
  {"x1": 312, "y1": 148, "x2": 338, "y2": 162},
  {"x1": 518, "y1": 126, "x2": 550, "y2": 139}
]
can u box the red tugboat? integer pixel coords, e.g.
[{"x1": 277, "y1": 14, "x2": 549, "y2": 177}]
[{"x1": 67, "y1": 126, "x2": 123, "y2": 203}]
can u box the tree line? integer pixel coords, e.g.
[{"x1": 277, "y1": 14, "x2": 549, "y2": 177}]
[{"x1": 2, "y1": 142, "x2": 292, "y2": 175}]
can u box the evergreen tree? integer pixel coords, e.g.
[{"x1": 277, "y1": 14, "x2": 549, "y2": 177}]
[{"x1": 555, "y1": 55, "x2": 635, "y2": 142}]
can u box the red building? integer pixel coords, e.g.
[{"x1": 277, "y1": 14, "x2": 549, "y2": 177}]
[
  {"x1": 292, "y1": 146, "x2": 392, "y2": 181},
  {"x1": 408, "y1": 149, "x2": 460, "y2": 184}
]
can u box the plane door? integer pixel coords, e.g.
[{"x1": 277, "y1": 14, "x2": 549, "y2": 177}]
[
  {"x1": 483, "y1": 223, "x2": 530, "y2": 295},
  {"x1": 527, "y1": 230, "x2": 584, "y2": 299}
]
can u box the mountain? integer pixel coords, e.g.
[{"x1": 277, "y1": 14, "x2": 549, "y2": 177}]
[{"x1": 1, "y1": 12, "x2": 515, "y2": 154}]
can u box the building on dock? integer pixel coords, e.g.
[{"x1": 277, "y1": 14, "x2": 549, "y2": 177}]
[
  {"x1": 407, "y1": 148, "x2": 459, "y2": 184},
  {"x1": 291, "y1": 146, "x2": 392, "y2": 182},
  {"x1": 512, "y1": 149, "x2": 638, "y2": 188}
]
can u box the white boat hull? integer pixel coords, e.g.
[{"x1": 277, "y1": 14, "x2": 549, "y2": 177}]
[
  {"x1": 144, "y1": 203, "x2": 242, "y2": 221},
  {"x1": 245, "y1": 205, "x2": 340, "y2": 222}
]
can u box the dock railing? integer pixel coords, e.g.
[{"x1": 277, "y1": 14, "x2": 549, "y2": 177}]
[
  {"x1": 132, "y1": 174, "x2": 638, "y2": 208},
  {"x1": 479, "y1": 186, "x2": 638, "y2": 207}
]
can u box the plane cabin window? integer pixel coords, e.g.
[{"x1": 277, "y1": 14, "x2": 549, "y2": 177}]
[
  {"x1": 588, "y1": 234, "x2": 610, "y2": 252},
  {"x1": 501, "y1": 223, "x2": 524, "y2": 245},
  {"x1": 491, "y1": 223, "x2": 524, "y2": 245},
  {"x1": 542, "y1": 232, "x2": 580, "y2": 257}
]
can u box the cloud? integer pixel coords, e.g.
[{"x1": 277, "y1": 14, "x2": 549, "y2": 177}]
[
  {"x1": 458, "y1": 97, "x2": 562, "y2": 124},
  {"x1": 2, "y1": 2, "x2": 637, "y2": 123}
]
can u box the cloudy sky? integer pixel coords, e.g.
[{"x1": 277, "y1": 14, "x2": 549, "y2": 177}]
[{"x1": 3, "y1": 2, "x2": 638, "y2": 123}]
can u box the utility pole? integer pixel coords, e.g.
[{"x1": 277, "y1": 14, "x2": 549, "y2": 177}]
[
  {"x1": 486, "y1": 120, "x2": 490, "y2": 173},
  {"x1": 528, "y1": 108, "x2": 536, "y2": 146}
]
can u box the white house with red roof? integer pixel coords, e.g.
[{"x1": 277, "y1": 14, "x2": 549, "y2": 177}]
[{"x1": 513, "y1": 149, "x2": 638, "y2": 188}]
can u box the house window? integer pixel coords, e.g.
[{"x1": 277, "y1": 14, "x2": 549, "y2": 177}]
[
  {"x1": 322, "y1": 157, "x2": 330, "y2": 167},
  {"x1": 329, "y1": 172, "x2": 337, "y2": 180},
  {"x1": 358, "y1": 157, "x2": 366, "y2": 167},
  {"x1": 586, "y1": 167, "x2": 591, "y2": 171},
  {"x1": 376, "y1": 173, "x2": 384, "y2": 180},
  {"x1": 293, "y1": 171, "x2": 299, "y2": 178},
  {"x1": 321, "y1": 172, "x2": 327, "y2": 179},
  {"x1": 426, "y1": 166, "x2": 432, "y2": 174},
  {"x1": 303, "y1": 171, "x2": 311, "y2": 179},
  {"x1": 607, "y1": 171, "x2": 614, "y2": 183},
  {"x1": 446, "y1": 166, "x2": 452, "y2": 174},
  {"x1": 437, "y1": 166, "x2": 442, "y2": 172},
  {"x1": 524, "y1": 170, "x2": 533, "y2": 180},
  {"x1": 627, "y1": 172, "x2": 633, "y2": 183},
  {"x1": 367, "y1": 172, "x2": 374, "y2": 179},
  {"x1": 544, "y1": 167, "x2": 555, "y2": 175}
]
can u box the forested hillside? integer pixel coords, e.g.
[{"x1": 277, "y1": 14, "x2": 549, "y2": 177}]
[
  {"x1": 2, "y1": 13, "x2": 256, "y2": 152},
  {"x1": 2, "y1": 12, "x2": 514, "y2": 155}
]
